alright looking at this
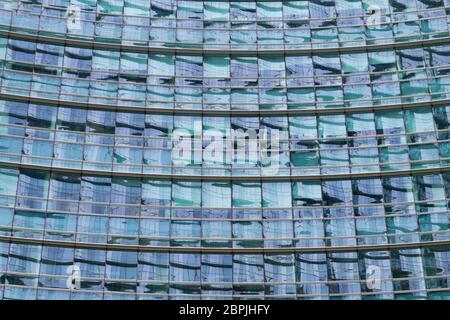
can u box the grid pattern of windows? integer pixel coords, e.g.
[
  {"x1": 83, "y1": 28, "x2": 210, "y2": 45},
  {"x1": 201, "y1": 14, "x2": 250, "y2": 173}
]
[
  {"x1": 0, "y1": 37, "x2": 450, "y2": 109},
  {"x1": 0, "y1": 241, "x2": 449, "y2": 300},
  {"x1": 0, "y1": 166, "x2": 449, "y2": 248},
  {"x1": 0, "y1": 0, "x2": 449, "y2": 300},
  {"x1": 2, "y1": 99, "x2": 450, "y2": 175}
]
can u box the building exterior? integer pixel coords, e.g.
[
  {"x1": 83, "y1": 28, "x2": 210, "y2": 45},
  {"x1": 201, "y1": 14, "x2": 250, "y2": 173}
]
[{"x1": 0, "y1": 0, "x2": 449, "y2": 300}]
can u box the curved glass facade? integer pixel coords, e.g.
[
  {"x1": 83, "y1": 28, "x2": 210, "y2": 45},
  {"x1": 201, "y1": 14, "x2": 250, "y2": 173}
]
[{"x1": 0, "y1": 0, "x2": 449, "y2": 300}]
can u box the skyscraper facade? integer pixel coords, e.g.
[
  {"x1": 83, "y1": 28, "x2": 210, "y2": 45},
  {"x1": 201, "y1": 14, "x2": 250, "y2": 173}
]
[{"x1": 0, "y1": 0, "x2": 449, "y2": 300}]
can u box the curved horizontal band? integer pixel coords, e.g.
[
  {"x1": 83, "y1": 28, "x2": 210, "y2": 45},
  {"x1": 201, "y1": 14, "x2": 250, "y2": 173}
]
[
  {"x1": 2, "y1": 92, "x2": 450, "y2": 116},
  {"x1": 0, "y1": 235, "x2": 449, "y2": 254},
  {"x1": 0, "y1": 284, "x2": 448, "y2": 299},
  {"x1": 5, "y1": 3, "x2": 447, "y2": 25},
  {"x1": 1, "y1": 29, "x2": 450, "y2": 55},
  {"x1": 1, "y1": 160, "x2": 450, "y2": 181}
]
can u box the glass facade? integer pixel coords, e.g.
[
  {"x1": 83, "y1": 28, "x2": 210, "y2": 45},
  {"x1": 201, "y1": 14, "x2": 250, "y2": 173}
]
[{"x1": 0, "y1": 0, "x2": 449, "y2": 300}]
